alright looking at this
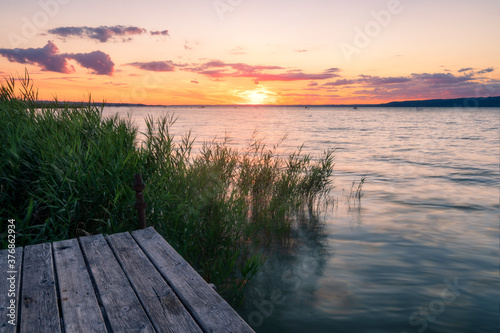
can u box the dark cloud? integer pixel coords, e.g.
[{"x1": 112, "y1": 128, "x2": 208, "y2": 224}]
[
  {"x1": 48, "y1": 26, "x2": 149, "y2": 42},
  {"x1": 150, "y1": 30, "x2": 169, "y2": 36},
  {"x1": 0, "y1": 41, "x2": 71, "y2": 73},
  {"x1": 358, "y1": 76, "x2": 413, "y2": 85},
  {"x1": 308, "y1": 82, "x2": 318, "y2": 87},
  {"x1": 198, "y1": 70, "x2": 225, "y2": 77},
  {"x1": 127, "y1": 61, "x2": 176, "y2": 72},
  {"x1": 66, "y1": 51, "x2": 114, "y2": 75},
  {"x1": 476, "y1": 67, "x2": 494, "y2": 75},
  {"x1": 191, "y1": 80, "x2": 199, "y2": 84},
  {"x1": 323, "y1": 79, "x2": 357, "y2": 86},
  {"x1": 457, "y1": 67, "x2": 494, "y2": 76},
  {"x1": 348, "y1": 70, "x2": 499, "y2": 101},
  {"x1": 0, "y1": 41, "x2": 114, "y2": 75},
  {"x1": 349, "y1": 73, "x2": 474, "y2": 87},
  {"x1": 410, "y1": 73, "x2": 472, "y2": 85},
  {"x1": 324, "y1": 68, "x2": 341, "y2": 74}
]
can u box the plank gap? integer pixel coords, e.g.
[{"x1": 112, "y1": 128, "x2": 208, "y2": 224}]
[
  {"x1": 106, "y1": 232, "x2": 203, "y2": 333},
  {"x1": 130, "y1": 231, "x2": 208, "y2": 331},
  {"x1": 51, "y1": 242, "x2": 66, "y2": 333},
  {"x1": 103, "y1": 235, "x2": 157, "y2": 329},
  {"x1": 76, "y1": 237, "x2": 114, "y2": 333}
]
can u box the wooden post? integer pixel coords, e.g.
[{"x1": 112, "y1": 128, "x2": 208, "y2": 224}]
[{"x1": 134, "y1": 174, "x2": 147, "y2": 229}]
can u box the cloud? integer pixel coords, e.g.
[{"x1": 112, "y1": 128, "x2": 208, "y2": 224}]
[
  {"x1": 358, "y1": 75, "x2": 413, "y2": 85},
  {"x1": 0, "y1": 40, "x2": 71, "y2": 73},
  {"x1": 246, "y1": 72, "x2": 336, "y2": 81},
  {"x1": 230, "y1": 63, "x2": 284, "y2": 73},
  {"x1": 127, "y1": 61, "x2": 175, "y2": 72},
  {"x1": 281, "y1": 93, "x2": 323, "y2": 97},
  {"x1": 48, "y1": 26, "x2": 155, "y2": 42},
  {"x1": 230, "y1": 46, "x2": 246, "y2": 55},
  {"x1": 324, "y1": 68, "x2": 341, "y2": 74},
  {"x1": 190, "y1": 80, "x2": 199, "y2": 84},
  {"x1": 126, "y1": 59, "x2": 336, "y2": 82},
  {"x1": 410, "y1": 73, "x2": 472, "y2": 85},
  {"x1": 300, "y1": 68, "x2": 498, "y2": 102},
  {"x1": 66, "y1": 51, "x2": 114, "y2": 75},
  {"x1": 184, "y1": 40, "x2": 199, "y2": 50},
  {"x1": 104, "y1": 82, "x2": 127, "y2": 86},
  {"x1": 457, "y1": 67, "x2": 494, "y2": 76},
  {"x1": 347, "y1": 70, "x2": 499, "y2": 101},
  {"x1": 476, "y1": 67, "x2": 494, "y2": 75},
  {"x1": 323, "y1": 79, "x2": 357, "y2": 86},
  {"x1": 150, "y1": 30, "x2": 169, "y2": 36},
  {"x1": 0, "y1": 41, "x2": 114, "y2": 75}
]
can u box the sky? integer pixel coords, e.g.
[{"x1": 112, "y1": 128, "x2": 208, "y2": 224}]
[{"x1": 0, "y1": 0, "x2": 499, "y2": 105}]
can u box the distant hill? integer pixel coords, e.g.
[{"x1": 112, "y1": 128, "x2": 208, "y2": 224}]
[{"x1": 379, "y1": 96, "x2": 500, "y2": 107}]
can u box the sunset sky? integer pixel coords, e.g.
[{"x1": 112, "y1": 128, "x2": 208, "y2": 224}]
[{"x1": 0, "y1": 0, "x2": 499, "y2": 105}]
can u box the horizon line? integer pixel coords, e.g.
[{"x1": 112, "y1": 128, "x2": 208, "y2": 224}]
[{"x1": 35, "y1": 95, "x2": 500, "y2": 108}]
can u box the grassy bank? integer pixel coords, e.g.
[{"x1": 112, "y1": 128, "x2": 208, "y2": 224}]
[{"x1": 0, "y1": 73, "x2": 335, "y2": 305}]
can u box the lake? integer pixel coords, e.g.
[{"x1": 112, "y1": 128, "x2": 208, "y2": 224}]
[{"x1": 104, "y1": 106, "x2": 499, "y2": 333}]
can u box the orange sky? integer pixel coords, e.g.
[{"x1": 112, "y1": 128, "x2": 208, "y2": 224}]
[{"x1": 0, "y1": 0, "x2": 499, "y2": 105}]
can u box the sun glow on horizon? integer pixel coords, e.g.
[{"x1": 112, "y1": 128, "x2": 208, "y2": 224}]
[{"x1": 237, "y1": 87, "x2": 277, "y2": 105}]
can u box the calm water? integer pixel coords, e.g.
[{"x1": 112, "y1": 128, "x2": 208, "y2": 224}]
[{"x1": 105, "y1": 106, "x2": 500, "y2": 333}]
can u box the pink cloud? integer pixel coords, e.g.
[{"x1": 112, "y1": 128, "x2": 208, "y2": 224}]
[{"x1": 183, "y1": 60, "x2": 337, "y2": 82}]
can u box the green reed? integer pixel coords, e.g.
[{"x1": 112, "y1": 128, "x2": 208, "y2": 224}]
[
  {"x1": 0, "y1": 72, "x2": 335, "y2": 306},
  {"x1": 347, "y1": 177, "x2": 366, "y2": 209}
]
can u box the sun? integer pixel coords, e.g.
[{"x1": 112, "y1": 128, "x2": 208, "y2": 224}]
[{"x1": 238, "y1": 87, "x2": 276, "y2": 105}]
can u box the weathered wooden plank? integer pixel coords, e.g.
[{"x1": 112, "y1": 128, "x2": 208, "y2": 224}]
[
  {"x1": 53, "y1": 239, "x2": 107, "y2": 333},
  {"x1": 20, "y1": 243, "x2": 61, "y2": 333},
  {"x1": 79, "y1": 234, "x2": 154, "y2": 333},
  {"x1": 132, "y1": 227, "x2": 255, "y2": 333},
  {"x1": 0, "y1": 247, "x2": 23, "y2": 333},
  {"x1": 106, "y1": 232, "x2": 203, "y2": 333}
]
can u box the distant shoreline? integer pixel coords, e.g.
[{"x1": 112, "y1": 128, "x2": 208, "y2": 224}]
[{"x1": 34, "y1": 96, "x2": 500, "y2": 108}]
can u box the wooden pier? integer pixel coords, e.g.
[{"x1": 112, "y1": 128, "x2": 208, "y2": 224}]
[{"x1": 0, "y1": 227, "x2": 254, "y2": 332}]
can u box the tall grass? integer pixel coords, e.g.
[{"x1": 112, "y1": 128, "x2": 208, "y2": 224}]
[{"x1": 0, "y1": 72, "x2": 335, "y2": 305}]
